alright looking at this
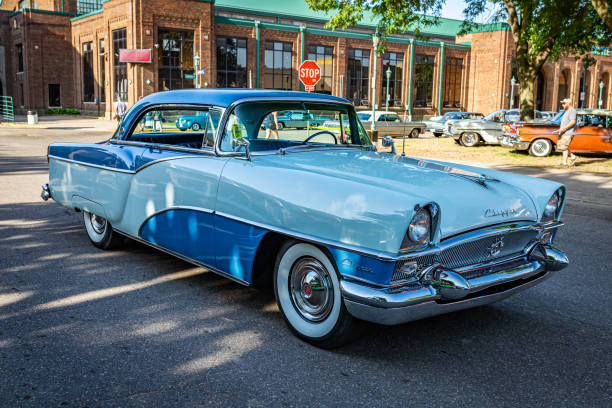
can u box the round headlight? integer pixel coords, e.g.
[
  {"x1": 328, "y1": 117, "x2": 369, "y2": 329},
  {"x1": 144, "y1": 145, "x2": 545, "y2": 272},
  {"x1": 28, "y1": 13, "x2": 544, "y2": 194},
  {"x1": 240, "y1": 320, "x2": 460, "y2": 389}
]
[
  {"x1": 408, "y1": 209, "x2": 431, "y2": 243},
  {"x1": 543, "y1": 192, "x2": 559, "y2": 219}
]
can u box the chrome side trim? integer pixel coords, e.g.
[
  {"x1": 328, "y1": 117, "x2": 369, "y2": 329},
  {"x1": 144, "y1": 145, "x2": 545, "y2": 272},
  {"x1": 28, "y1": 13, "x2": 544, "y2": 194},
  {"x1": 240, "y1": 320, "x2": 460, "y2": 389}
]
[
  {"x1": 48, "y1": 155, "x2": 136, "y2": 174},
  {"x1": 113, "y1": 228, "x2": 250, "y2": 287},
  {"x1": 111, "y1": 139, "x2": 216, "y2": 156},
  {"x1": 135, "y1": 154, "x2": 219, "y2": 173}
]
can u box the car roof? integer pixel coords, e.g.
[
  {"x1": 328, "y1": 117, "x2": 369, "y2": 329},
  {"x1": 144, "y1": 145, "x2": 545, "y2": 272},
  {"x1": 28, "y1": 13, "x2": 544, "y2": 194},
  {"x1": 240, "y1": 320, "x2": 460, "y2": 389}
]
[
  {"x1": 135, "y1": 89, "x2": 347, "y2": 108},
  {"x1": 575, "y1": 108, "x2": 612, "y2": 116}
]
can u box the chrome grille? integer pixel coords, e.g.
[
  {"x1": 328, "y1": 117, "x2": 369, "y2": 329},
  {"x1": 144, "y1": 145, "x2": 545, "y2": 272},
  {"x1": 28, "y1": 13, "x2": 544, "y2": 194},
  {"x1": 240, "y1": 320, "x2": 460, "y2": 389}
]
[{"x1": 392, "y1": 229, "x2": 538, "y2": 282}]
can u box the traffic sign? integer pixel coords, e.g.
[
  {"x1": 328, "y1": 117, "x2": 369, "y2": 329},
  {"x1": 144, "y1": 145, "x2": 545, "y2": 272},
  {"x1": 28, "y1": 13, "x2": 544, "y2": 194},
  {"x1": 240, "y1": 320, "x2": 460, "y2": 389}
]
[
  {"x1": 185, "y1": 74, "x2": 196, "y2": 79},
  {"x1": 299, "y1": 60, "x2": 321, "y2": 92},
  {"x1": 196, "y1": 69, "x2": 206, "y2": 75}
]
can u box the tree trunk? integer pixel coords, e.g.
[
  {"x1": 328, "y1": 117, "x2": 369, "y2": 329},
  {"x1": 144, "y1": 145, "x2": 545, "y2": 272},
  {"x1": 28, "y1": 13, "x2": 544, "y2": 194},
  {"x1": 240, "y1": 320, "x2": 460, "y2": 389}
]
[
  {"x1": 517, "y1": 64, "x2": 536, "y2": 121},
  {"x1": 591, "y1": 0, "x2": 612, "y2": 31}
]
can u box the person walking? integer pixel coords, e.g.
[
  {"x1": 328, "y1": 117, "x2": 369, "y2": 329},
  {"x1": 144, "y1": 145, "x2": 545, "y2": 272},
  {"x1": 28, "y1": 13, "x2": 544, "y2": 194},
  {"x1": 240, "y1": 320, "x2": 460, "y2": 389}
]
[
  {"x1": 554, "y1": 98, "x2": 578, "y2": 167},
  {"x1": 265, "y1": 111, "x2": 279, "y2": 139},
  {"x1": 114, "y1": 97, "x2": 127, "y2": 124}
]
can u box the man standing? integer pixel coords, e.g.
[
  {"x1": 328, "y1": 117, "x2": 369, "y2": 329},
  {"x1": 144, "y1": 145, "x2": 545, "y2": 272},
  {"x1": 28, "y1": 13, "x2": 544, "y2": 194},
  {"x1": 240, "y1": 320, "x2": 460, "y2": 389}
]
[
  {"x1": 114, "y1": 97, "x2": 127, "y2": 124},
  {"x1": 555, "y1": 98, "x2": 578, "y2": 167}
]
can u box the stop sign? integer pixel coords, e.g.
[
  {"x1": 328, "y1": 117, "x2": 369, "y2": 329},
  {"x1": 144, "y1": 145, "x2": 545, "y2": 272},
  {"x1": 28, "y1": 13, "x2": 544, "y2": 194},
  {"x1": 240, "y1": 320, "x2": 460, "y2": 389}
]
[{"x1": 299, "y1": 60, "x2": 321, "y2": 91}]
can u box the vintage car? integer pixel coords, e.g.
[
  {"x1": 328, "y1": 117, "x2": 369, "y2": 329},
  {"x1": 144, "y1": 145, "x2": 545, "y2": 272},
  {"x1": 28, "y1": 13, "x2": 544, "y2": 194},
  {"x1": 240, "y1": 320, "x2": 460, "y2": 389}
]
[
  {"x1": 42, "y1": 89, "x2": 568, "y2": 348},
  {"x1": 500, "y1": 108, "x2": 612, "y2": 156},
  {"x1": 422, "y1": 112, "x2": 483, "y2": 137},
  {"x1": 357, "y1": 110, "x2": 424, "y2": 138},
  {"x1": 274, "y1": 110, "x2": 328, "y2": 129},
  {"x1": 176, "y1": 111, "x2": 208, "y2": 131},
  {"x1": 445, "y1": 109, "x2": 521, "y2": 146}
]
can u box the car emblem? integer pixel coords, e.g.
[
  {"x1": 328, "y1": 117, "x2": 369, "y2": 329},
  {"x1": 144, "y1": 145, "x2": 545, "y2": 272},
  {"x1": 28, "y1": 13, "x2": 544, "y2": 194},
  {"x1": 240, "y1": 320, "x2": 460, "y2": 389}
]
[{"x1": 489, "y1": 236, "x2": 505, "y2": 257}]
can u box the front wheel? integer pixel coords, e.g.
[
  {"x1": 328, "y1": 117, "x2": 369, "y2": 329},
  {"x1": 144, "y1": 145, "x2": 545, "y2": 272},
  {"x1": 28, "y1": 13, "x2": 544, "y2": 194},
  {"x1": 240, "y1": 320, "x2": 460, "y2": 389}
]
[
  {"x1": 460, "y1": 132, "x2": 480, "y2": 147},
  {"x1": 409, "y1": 128, "x2": 420, "y2": 138},
  {"x1": 190, "y1": 123, "x2": 201, "y2": 131},
  {"x1": 529, "y1": 138, "x2": 553, "y2": 157},
  {"x1": 433, "y1": 132, "x2": 443, "y2": 138},
  {"x1": 83, "y1": 211, "x2": 123, "y2": 250},
  {"x1": 274, "y1": 241, "x2": 360, "y2": 348}
]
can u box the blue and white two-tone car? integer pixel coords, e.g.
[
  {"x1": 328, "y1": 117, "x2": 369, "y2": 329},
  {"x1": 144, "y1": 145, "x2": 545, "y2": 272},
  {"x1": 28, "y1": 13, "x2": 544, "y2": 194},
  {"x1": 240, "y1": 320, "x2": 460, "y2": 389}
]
[{"x1": 42, "y1": 89, "x2": 569, "y2": 348}]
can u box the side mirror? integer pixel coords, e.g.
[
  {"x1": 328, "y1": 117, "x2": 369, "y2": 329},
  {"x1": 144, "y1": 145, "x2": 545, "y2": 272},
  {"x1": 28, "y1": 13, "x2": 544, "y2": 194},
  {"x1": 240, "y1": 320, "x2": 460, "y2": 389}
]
[
  {"x1": 382, "y1": 135, "x2": 396, "y2": 155},
  {"x1": 232, "y1": 137, "x2": 251, "y2": 161}
]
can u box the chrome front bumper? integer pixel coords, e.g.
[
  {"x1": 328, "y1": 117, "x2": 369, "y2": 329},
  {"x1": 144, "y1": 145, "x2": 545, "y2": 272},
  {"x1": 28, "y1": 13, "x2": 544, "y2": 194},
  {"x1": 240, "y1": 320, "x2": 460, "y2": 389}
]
[
  {"x1": 340, "y1": 244, "x2": 568, "y2": 325},
  {"x1": 500, "y1": 134, "x2": 529, "y2": 150}
]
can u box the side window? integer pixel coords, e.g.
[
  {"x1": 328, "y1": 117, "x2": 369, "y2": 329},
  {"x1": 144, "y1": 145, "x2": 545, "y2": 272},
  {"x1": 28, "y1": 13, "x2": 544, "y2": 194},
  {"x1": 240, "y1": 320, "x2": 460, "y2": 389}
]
[
  {"x1": 203, "y1": 110, "x2": 221, "y2": 148},
  {"x1": 576, "y1": 115, "x2": 586, "y2": 127},
  {"x1": 129, "y1": 107, "x2": 210, "y2": 149}
]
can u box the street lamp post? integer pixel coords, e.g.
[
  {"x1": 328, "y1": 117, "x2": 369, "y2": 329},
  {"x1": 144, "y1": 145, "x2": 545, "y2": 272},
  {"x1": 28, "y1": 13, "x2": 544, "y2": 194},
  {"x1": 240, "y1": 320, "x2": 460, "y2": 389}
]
[
  {"x1": 385, "y1": 67, "x2": 391, "y2": 112},
  {"x1": 599, "y1": 80, "x2": 604, "y2": 109},
  {"x1": 510, "y1": 76, "x2": 516, "y2": 109},
  {"x1": 371, "y1": 31, "x2": 379, "y2": 132},
  {"x1": 194, "y1": 53, "x2": 201, "y2": 89}
]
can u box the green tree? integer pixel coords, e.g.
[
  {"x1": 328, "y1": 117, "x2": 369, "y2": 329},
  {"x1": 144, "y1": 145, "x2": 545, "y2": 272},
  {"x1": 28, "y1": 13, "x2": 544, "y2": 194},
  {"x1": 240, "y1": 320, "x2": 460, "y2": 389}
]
[
  {"x1": 591, "y1": 0, "x2": 612, "y2": 30},
  {"x1": 307, "y1": 0, "x2": 612, "y2": 120},
  {"x1": 462, "y1": 0, "x2": 612, "y2": 119}
]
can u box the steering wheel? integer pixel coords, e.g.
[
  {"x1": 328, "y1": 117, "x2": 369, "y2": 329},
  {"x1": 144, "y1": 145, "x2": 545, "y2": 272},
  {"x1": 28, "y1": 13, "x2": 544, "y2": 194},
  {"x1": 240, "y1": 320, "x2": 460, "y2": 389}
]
[{"x1": 301, "y1": 131, "x2": 338, "y2": 145}]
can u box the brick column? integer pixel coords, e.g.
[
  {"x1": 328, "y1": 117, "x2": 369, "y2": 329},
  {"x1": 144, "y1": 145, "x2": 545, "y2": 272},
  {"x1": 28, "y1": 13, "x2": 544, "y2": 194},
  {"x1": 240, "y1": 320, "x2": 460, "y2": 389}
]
[{"x1": 551, "y1": 63, "x2": 560, "y2": 112}]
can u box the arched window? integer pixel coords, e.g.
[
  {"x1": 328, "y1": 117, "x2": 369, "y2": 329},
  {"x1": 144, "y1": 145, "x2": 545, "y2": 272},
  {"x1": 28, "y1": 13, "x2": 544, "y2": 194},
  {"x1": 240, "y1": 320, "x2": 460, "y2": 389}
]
[
  {"x1": 558, "y1": 69, "x2": 570, "y2": 103},
  {"x1": 600, "y1": 73, "x2": 609, "y2": 109}
]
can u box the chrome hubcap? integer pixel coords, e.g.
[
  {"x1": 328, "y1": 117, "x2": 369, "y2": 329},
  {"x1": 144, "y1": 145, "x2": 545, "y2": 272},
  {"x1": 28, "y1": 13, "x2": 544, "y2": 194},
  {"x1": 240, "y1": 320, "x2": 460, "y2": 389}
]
[
  {"x1": 90, "y1": 214, "x2": 107, "y2": 234},
  {"x1": 289, "y1": 257, "x2": 334, "y2": 322},
  {"x1": 534, "y1": 141, "x2": 547, "y2": 154},
  {"x1": 463, "y1": 133, "x2": 476, "y2": 145}
]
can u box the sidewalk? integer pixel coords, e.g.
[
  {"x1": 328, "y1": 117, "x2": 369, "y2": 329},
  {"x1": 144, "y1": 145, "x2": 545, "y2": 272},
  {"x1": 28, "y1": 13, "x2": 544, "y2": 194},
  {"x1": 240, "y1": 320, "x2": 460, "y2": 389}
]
[{"x1": 1, "y1": 115, "x2": 118, "y2": 132}]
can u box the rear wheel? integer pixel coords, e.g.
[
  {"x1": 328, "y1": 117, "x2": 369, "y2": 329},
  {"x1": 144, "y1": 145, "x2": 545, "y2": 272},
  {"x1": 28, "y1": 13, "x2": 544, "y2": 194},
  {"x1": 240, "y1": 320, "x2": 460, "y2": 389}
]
[
  {"x1": 460, "y1": 132, "x2": 480, "y2": 147},
  {"x1": 190, "y1": 123, "x2": 201, "y2": 131},
  {"x1": 433, "y1": 132, "x2": 443, "y2": 138},
  {"x1": 409, "y1": 128, "x2": 420, "y2": 138},
  {"x1": 274, "y1": 241, "x2": 360, "y2": 348},
  {"x1": 277, "y1": 122, "x2": 285, "y2": 130},
  {"x1": 83, "y1": 211, "x2": 123, "y2": 250},
  {"x1": 528, "y1": 138, "x2": 553, "y2": 157}
]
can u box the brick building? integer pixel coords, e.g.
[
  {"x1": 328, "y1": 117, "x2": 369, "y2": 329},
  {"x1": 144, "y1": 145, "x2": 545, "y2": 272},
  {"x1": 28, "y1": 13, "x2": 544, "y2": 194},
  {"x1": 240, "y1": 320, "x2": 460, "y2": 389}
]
[{"x1": 1, "y1": 0, "x2": 611, "y2": 118}]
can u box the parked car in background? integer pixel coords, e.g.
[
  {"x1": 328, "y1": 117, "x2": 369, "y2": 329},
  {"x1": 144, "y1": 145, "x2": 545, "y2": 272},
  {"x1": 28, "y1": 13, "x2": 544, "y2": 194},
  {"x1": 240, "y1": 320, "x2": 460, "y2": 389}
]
[
  {"x1": 357, "y1": 110, "x2": 425, "y2": 138},
  {"x1": 275, "y1": 110, "x2": 328, "y2": 129},
  {"x1": 538, "y1": 111, "x2": 557, "y2": 121},
  {"x1": 42, "y1": 89, "x2": 568, "y2": 348},
  {"x1": 500, "y1": 109, "x2": 612, "y2": 156},
  {"x1": 445, "y1": 109, "x2": 521, "y2": 146},
  {"x1": 176, "y1": 111, "x2": 208, "y2": 131},
  {"x1": 422, "y1": 112, "x2": 484, "y2": 137}
]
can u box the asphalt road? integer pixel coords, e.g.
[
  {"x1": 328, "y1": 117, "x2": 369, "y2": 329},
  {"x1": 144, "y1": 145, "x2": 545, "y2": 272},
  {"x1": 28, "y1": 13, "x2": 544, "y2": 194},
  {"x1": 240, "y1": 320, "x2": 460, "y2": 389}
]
[{"x1": 0, "y1": 125, "x2": 610, "y2": 407}]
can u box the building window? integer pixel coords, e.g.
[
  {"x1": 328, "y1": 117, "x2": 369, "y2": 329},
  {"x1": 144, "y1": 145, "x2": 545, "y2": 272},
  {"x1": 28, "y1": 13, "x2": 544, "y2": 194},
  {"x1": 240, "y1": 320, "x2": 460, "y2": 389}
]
[
  {"x1": 307, "y1": 45, "x2": 333, "y2": 94},
  {"x1": 264, "y1": 41, "x2": 292, "y2": 90},
  {"x1": 49, "y1": 84, "x2": 60, "y2": 107},
  {"x1": 76, "y1": 0, "x2": 103, "y2": 15},
  {"x1": 443, "y1": 57, "x2": 463, "y2": 108},
  {"x1": 413, "y1": 54, "x2": 435, "y2": 108},
  {"x1": 158, "y1": 29, "x2": 195, "y2": 91},
  {"x1": 347, "y1": 48, "x2": 370, "y2": 106},
  {"x1": 82, "y1": 42, "x2": 95, "y2": 102},
  {"x1": 112, "y1": 28, "x2": 127, "y2": 102},
  {"x1": 382, "y1": 52, "x2": 403, "y2": 107},
  {"x1": 99, "y1": 38, "x2": 105, "y2": 102},
  {"x1": 17, "y1": 44, "x2": 23, "y2": 72},
  {"x1": 216, "y1": 37, "x2": 247, "y2": 88}
]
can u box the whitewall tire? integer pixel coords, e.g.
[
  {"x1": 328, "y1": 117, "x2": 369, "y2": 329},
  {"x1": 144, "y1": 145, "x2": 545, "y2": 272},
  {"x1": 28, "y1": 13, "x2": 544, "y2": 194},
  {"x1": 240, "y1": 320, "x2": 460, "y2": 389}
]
[
  {"x1": 83, "y1": 211, "x2": 123, "y2": 250},
  {"x1": 274, "y1": 241, "x2": 359, "y2": 348},
  {"x1": 460, "y1": 132, "x2": 480, "y2": 147},
  {"x1": 529, "y1": 139, "x2": 553, "y2": 157}
]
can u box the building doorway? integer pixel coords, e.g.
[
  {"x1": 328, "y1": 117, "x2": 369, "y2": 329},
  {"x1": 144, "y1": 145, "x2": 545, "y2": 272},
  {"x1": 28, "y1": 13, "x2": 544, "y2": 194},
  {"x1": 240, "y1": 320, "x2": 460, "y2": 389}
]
[
  {"x1": 600, "y1": 72, "x2": 609, "y2": 109},
  {"x1": 157, "y1": 28, "x2": 195, "y2": 91},
  {"x1": 49, "y1": 84, "x2": 61, "y2": 107},
  {"x1": 535, "y1": 71, "x2": 545, "y2": 111}
]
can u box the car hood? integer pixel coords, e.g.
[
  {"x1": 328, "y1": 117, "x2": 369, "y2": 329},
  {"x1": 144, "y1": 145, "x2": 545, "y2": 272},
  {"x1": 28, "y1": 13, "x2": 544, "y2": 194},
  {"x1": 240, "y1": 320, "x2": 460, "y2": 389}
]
[{"x1": 252, "y1": 149, "x2": 539, "y2": 240}]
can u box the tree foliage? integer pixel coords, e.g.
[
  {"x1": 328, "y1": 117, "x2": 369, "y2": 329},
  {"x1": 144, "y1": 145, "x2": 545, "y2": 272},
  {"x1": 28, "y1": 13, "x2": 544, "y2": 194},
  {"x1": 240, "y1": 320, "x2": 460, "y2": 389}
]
[
  {"x1": 306, "y1": 0, "x2": 612, "y2": 120},
  {"x1": 462, "y1": 0, "x2": 612, "y2": 119}
]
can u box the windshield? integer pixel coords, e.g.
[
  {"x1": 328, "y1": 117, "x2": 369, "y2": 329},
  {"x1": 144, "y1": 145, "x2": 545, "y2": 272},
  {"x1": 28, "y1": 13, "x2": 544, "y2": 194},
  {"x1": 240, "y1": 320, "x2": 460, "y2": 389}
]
[
  {"x1": 549, "y1": 111, "x2": 565, "y2": 125},
  {"x1": 219, "y1": 102, "x2": 372, "y2": 153},
  {"x1": 357, "y1": 112, "x2": 371, "y2": 121},
  {"x1": 484, "y1": 110, "x2": 506, "y2": 122}
]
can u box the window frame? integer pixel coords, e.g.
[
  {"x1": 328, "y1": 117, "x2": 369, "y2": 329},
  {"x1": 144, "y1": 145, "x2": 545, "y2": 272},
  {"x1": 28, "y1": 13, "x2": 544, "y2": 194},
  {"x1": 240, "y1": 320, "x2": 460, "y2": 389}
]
[
  {"x1": 118, "y1": 104, "x2": 222, "y2": 154},
  {"x1": 382, "y1": 51, "x2": 404, "y2": 106},
  {"x1": 413, "y1": 54, "x2": 435, "y2": 108},
  {"x1": 263, "y1": 40, "x2": 293, "y2": 90},
  {"x1": 216, "y1": 36, "x2": 248, "y2": 88},
  {"x1": 347, "y1": 48, "x2": 371, "y2": 106},
  {"x1": 443, "y1": 57, "x2": 463, "y2": 108},
  {"x1": 307, "y1": 44, "x2": 334, "y2": 94},
  {"x1": 112, "y1": 28, "x2": 128, "y2": 102},
  {"x1": 82, "y1": 41, "x2": 95, "y2": 102},
  {"x1": 157, "y1": 28, "x2": 196, "y2": 91}
]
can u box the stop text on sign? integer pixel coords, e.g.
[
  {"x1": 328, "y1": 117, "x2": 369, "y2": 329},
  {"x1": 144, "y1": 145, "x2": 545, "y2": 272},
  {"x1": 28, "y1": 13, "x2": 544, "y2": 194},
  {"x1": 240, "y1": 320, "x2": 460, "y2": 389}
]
[{"x1": 298, "y1": 60, "x2": 321, "y2": 92}]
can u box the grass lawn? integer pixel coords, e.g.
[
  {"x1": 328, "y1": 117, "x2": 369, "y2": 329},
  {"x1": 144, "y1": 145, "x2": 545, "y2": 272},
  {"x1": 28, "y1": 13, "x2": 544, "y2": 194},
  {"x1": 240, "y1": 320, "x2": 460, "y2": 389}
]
[{"x1": 388, "y1": 137, "x2": 612, "y2": 174}]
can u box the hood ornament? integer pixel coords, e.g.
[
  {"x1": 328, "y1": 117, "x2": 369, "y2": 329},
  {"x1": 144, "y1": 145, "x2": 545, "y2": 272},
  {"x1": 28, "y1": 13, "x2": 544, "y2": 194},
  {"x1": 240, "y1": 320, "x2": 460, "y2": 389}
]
[{"x1": 489, "y1": 236, "x2": 505, "y2": 257}]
